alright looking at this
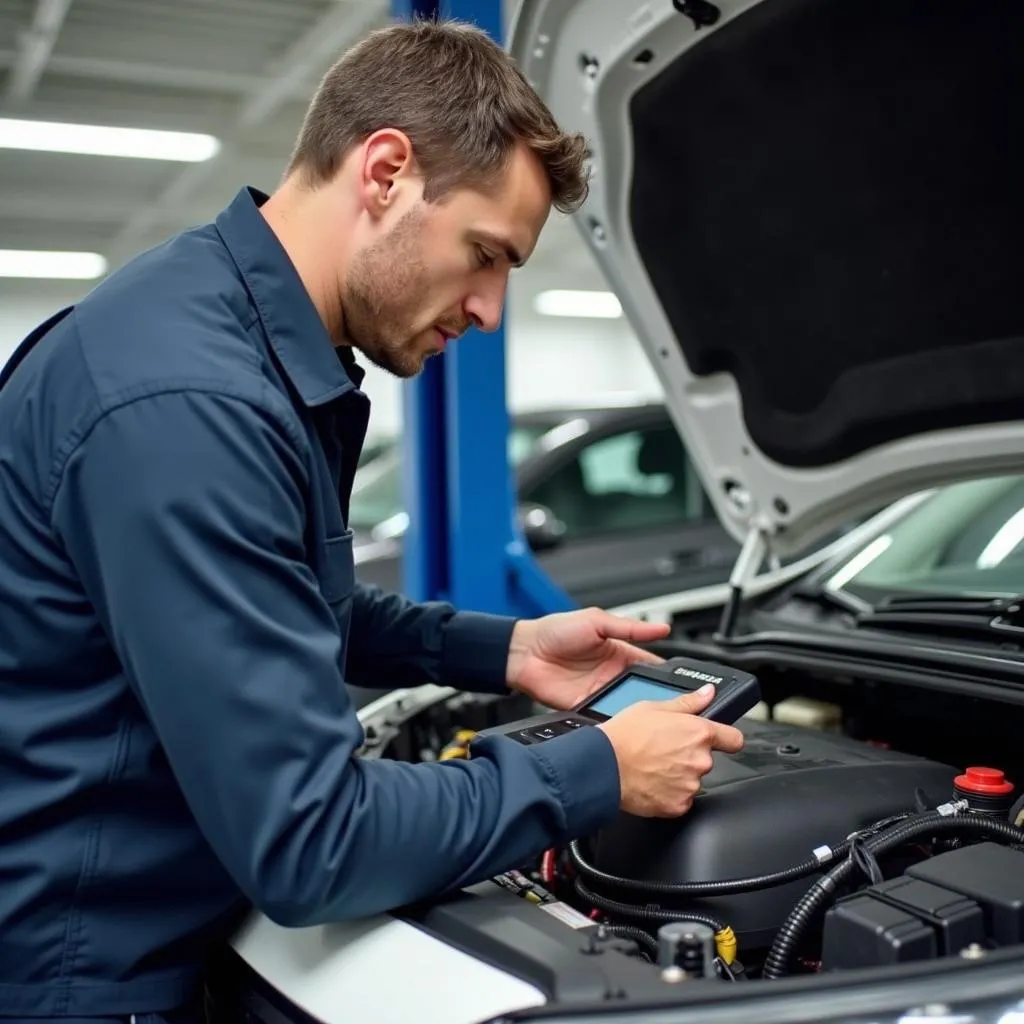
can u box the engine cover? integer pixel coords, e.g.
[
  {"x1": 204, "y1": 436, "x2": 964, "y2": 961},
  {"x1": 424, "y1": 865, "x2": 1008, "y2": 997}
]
[{"x1": 587, "y1": 720, "x2": 959, "y2": 951}]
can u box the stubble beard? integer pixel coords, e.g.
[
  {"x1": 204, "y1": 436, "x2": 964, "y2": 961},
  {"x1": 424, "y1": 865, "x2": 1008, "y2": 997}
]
[{"x1": 341, "y1": 208, "x2": 437, "y2": 380}]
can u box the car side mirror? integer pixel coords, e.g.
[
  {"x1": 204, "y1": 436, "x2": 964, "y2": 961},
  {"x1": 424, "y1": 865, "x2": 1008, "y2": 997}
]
[{"x1": 517, "y1": 502, "x2": 567, "y2": 552}]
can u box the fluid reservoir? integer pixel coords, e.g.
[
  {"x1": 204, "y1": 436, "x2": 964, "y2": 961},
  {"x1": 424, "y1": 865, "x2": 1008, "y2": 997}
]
[{"x1": 954, "y1": 766, "x2": 1015, "y2": 818}]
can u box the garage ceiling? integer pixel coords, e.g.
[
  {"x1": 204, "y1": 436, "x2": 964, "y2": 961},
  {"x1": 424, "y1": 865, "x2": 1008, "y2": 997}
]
[{"x1": 0, "y1": 0, "x2": 607, "y2": 311}]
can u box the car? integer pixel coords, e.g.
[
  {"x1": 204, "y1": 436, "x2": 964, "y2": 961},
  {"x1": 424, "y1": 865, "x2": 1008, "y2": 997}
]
[
  {"x1": 215, "y1": 482, "x2": 1024, "y2": 1024},
  {"x1": 212, "y1": 0, "x2": 1024, "y2": 1021},
  {"x1": 351, "y1": 402, "x2": 742, "y2": 609}
]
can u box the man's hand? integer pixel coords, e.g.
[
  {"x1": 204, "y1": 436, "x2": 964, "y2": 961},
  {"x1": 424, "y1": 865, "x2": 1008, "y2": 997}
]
[
  {"x1": 598, "y1": 684, "x2": 745, "y2": 817},
  {"x1": 506, "y1": 608, "x2": 671, "y2": 711}
]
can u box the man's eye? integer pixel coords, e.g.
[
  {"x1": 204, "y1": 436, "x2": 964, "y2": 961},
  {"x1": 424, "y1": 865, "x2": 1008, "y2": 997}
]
[{"x1": 476, "y1": 247, "x2": 496, "y2": 269}]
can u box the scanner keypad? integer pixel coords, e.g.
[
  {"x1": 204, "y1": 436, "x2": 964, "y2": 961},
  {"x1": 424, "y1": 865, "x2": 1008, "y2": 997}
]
[{"x1": 513, "y1": 716, "x2": 589, "y2": 744}]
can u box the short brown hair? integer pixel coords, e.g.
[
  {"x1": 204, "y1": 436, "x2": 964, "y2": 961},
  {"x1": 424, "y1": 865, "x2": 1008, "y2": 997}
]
[{"x1": 286, "y1": 18, "x2": 590, "y2": 214}]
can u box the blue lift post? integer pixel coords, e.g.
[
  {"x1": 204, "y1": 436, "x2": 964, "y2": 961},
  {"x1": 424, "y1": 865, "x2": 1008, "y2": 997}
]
[{"x1": 393, "y1": 0, "x2": 576, "y2": 618}]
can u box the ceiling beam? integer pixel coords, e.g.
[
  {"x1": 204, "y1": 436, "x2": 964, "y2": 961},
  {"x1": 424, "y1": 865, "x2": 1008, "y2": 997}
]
[
  {"x1": 104, "y1": 1, "x2": 392, "y2": 269},
  {"x1": 0, "y1": 49, "x2": 312, "y2": 100},
  {"x1": 0, "y1": 192, "x2": 134, "y2": 222},
  {"x1": 3, "y1": 0, "x2": 74, "y2": 106},
  {"x1": 0, "y1": 190, "x2": 223, "y2": 225}
]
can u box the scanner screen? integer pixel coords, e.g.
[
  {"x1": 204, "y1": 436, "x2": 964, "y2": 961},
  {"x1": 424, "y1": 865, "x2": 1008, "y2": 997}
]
[{"x1": 587, "y1": 675, "x2": 683, "y2": 717}]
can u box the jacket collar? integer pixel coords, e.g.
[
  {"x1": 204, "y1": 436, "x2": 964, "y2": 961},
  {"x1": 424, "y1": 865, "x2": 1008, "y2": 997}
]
[{"x1": 215, "y1": 186, "x2": 364, "y2": 406}]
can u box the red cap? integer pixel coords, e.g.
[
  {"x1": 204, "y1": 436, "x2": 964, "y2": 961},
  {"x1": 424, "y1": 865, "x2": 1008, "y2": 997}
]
[{"x1": 954, "y1": 766, "x2": 1015, "y2": 796}]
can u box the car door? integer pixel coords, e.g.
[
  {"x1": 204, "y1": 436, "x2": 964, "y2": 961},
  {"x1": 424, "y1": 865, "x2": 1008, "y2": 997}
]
[{"x1": 521, "y1": 420, "x2": 739, "y2": 608}]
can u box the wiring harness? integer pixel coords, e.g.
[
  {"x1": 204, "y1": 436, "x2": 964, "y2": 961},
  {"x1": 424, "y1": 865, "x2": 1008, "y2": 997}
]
[
  {"x1": 572, "y1": 875, "x2": 738, "y2": 964},
  {"x1": 565, "y1": 808, "x2": 918, "y2": 968},
  {"x1": 565, "y1": 791, "x2": 1024, "y2": 979},
  {"x1": 762, "y1": 806, "x2": 1024, "y2": 979}
]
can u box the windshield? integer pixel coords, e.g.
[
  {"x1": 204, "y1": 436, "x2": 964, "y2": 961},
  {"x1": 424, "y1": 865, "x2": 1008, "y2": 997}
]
[
  {"x1": 826, "y1": 474, "x2": 1024, "y2": 601},
  {"x1": 348, "y1": 423, "x2": 553, "y2": 532}
]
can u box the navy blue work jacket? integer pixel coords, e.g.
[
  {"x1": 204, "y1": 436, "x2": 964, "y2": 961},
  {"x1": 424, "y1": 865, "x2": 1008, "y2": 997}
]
[{"x1": 0, "y1": 187, "x2": 620, "y2": 1019}]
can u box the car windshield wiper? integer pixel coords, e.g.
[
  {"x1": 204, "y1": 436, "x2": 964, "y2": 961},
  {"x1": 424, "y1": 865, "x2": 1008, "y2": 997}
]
[
  {"x1": 876, "y1": 592, "x2": 1023, "y2": 614},
  {"x1": 855, "y1": 592, "x2": 1024, "y2": 640}
]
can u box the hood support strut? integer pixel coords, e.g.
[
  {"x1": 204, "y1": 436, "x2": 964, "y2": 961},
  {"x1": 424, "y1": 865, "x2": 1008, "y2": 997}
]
[{"x1": 715, "y1": 523, "x2": 773, "y2": 639}]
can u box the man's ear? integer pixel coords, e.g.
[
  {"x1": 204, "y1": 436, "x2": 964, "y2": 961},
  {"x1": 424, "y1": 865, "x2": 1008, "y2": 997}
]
[{"x1": 358, "y1": 129, "x2": 417, "y2": 219}]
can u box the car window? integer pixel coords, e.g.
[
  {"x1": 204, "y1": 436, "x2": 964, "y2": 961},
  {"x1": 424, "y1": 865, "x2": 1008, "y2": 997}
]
[
  {"x1": 509, "y1": 426, "x2": 546, "y2": 467},
  {"x1": 524, "y1": 425, "x2": 707, "y2": 540},
  {"x1": 827, "y1": 474, "x2": 1024, "y2": 600},
  {"x1": 348, "y1": 424, "x2": 552, "y2": 532}
]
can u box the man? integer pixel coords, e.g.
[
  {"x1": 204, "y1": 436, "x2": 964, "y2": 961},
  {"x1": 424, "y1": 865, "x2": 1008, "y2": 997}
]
[{"x1": 0, "y1": 18, "x2": 744, "y2": 1023}]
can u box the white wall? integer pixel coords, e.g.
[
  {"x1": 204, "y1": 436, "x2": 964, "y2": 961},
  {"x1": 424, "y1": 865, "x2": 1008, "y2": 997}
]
[{"x1": 0, "y1": 290, "x2": 664, "y2": 438}]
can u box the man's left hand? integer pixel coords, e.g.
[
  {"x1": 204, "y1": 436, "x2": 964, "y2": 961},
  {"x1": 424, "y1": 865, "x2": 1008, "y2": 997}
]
[{"x1": 505, "y1": 608, "x2": 671, "y2": 711}]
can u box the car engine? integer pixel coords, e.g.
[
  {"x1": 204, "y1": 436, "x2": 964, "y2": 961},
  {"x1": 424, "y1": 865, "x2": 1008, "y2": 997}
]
[
  {"x1": 581, "y1": 720, "x2": 961, "y2": 951},
  {"x1": 364, "y1": 682, "x2": 1024, "y2": 984}
]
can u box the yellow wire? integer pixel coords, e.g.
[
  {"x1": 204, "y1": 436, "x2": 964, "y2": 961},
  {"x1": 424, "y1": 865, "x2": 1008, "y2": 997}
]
[{"x1": 714, "y1": 926, "x2": 737, "y2": 964}]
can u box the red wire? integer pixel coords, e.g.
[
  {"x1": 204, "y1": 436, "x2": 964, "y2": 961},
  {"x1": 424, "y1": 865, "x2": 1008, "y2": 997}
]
[{"x1": 541, "y1": 849, "x2": 556, "y2": 884}]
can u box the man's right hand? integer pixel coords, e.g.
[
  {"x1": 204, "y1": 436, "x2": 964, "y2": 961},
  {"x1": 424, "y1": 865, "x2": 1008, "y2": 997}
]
[{"x1": 597, "y1": 683, "x2": 745, "y2": 818}]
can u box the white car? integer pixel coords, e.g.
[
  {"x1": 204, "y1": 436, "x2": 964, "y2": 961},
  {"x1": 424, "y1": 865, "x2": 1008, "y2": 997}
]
[{"x1": 213, "y1": 0, "x2": 1024, "y2": 1021}]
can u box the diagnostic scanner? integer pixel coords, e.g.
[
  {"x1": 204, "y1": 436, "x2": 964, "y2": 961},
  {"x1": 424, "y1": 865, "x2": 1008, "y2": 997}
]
[{"x1": 473, "y1": 656, "x2": 761, "y2": 748}]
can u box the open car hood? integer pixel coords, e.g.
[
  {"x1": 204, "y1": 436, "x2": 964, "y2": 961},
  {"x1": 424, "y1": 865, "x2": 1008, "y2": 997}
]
[{"x1": 509, "y1": 0, "x2": 1024, "y2": 560}]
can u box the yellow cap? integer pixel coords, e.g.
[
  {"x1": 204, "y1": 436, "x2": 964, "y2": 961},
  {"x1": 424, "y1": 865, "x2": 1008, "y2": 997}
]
[{"x1": 714, "y1": 926, "x2": 737, "y2": 965}]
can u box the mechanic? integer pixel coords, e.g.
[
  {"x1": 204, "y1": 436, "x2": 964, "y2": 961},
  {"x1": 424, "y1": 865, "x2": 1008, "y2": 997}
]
[{"x1": 0, "y1": 19, "x2": 744, "y2": 1024}]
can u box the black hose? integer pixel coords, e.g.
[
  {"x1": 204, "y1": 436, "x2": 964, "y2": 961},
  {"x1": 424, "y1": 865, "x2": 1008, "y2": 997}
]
[
  {"x1": 762, "y1": 812, "x2": 1024, "y2": 980},
  {"x1": 569, "y1": 838, "x2": 848, "y2": 897},
  {"x1": 600, "y1": 924, "x2": 659, "y2": 961},
  {"x1": 568, "y1": 811, "x2": 917, "y2": 899},
  {"x1": 574, "y1": 877, "x2": 726, "y2": 934}
]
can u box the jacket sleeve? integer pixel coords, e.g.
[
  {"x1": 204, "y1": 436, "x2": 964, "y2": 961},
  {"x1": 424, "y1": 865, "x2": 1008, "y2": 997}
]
[
  {"x1": 50, "y1": 387, "x2": 621, "y2": 926},
  {"x1": 345, "y1": 582, "x2": 517, "y2": 695}
]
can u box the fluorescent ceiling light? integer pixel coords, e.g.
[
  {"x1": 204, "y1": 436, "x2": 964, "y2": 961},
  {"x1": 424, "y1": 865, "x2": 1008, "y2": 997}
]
[
  {"x1": 534, "y1": 289, "x2": 623, "y2": 319},
  {"x1": 0, "y1": 249, "x2": 107, "y2": 280},
  {"x1": 0, "y1": 117, "x2": 220, "y2": 162}
]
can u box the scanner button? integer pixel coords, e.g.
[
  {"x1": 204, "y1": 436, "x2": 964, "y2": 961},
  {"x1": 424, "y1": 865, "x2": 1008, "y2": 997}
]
[
  {"x1": 532, "y1": 726, "x2": 561, "y2": 741},
  {"x1": 560, "y1": 718, "x2": 585, "y2": 730}
]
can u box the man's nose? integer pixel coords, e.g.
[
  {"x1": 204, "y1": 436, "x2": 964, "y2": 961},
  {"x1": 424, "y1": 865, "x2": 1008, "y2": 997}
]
[{"x1": 464, "y1": 284, "x2": 506, "y2": 334}]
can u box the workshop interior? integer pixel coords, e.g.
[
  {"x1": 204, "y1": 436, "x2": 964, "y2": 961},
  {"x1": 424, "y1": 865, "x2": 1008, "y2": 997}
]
[{"x1": 2, "y1": 0, "x2": 1024, "y2": 1023}]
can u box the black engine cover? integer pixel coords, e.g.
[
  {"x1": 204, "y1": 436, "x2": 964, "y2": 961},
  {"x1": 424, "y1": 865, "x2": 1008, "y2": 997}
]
[{"x1": 588, "y1": 720, "x2": 958, "y2": 951}]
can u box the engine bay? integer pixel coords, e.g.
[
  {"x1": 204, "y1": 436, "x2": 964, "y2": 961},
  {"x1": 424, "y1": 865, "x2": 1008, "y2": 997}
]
[
  {"x1": 581, "y1": 719, "x2": 964, "y2": 957},
  {"x1": 370, "y1": 658, "x2": 1024, "y2": 991},
  {"x1": 561, "y1": 714, "x2": 1024, "y2": 982}
]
